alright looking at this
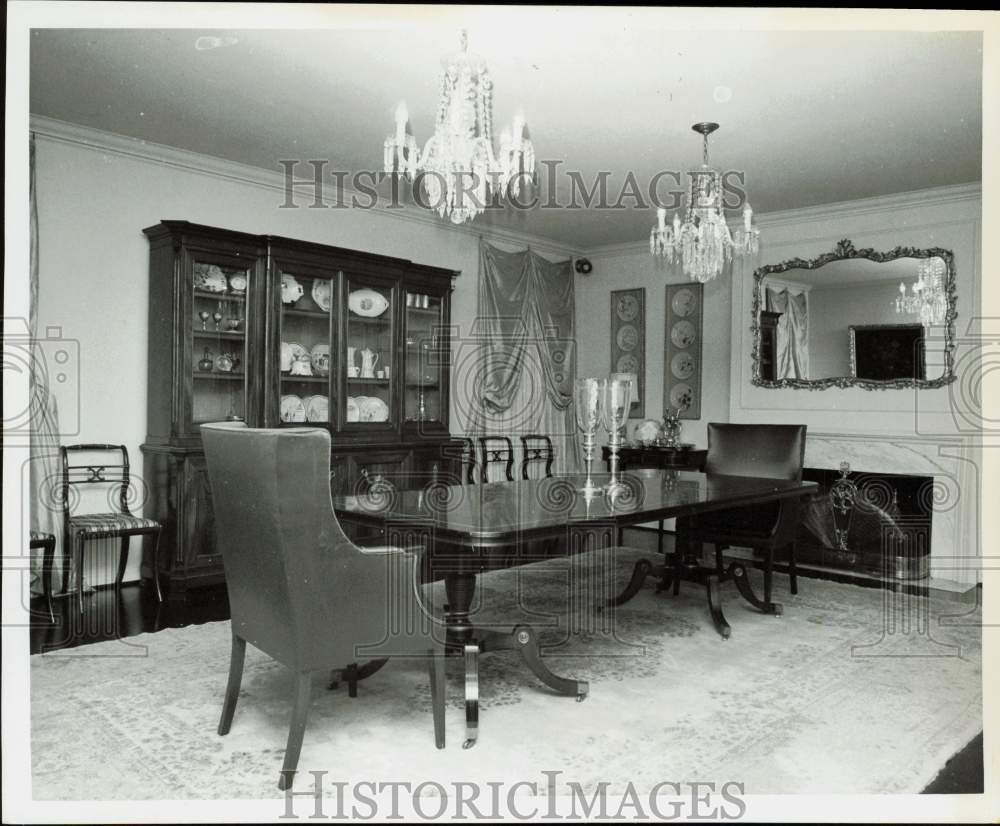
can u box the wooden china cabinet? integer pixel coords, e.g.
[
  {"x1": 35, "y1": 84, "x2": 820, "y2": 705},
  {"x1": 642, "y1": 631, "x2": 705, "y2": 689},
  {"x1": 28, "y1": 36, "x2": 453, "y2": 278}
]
[{"x1": 141, "y1": 221, "x2": 461, "y2": 598}]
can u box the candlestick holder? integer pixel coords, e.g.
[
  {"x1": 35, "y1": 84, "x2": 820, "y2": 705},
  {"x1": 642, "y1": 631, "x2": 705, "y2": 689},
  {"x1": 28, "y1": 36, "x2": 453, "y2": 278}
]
[
  {"x1": 603, "y1": 373, "x2": 633, "y2": 490},
  {"x1": 575, "y1": 377, "x2": 605, "y2": 495}
]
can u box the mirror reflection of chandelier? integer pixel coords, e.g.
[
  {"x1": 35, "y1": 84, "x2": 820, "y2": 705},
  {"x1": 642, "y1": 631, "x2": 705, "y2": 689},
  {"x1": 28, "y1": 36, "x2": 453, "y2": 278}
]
[
  {"x1": 383, "y1": 30, "x2": 534, "y2": 225},
  {"x1": 895, "y1": 257, "x2": 947, "y2": 327},
  {"x1": 650, "y1": 122, "x2": 759, "y2": 283}
]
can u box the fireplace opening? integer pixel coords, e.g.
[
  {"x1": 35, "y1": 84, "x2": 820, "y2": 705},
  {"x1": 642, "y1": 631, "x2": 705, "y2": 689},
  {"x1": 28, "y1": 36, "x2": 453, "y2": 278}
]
[{"x1": 795, "y1": 464, "x2": 933, "y2": 580}]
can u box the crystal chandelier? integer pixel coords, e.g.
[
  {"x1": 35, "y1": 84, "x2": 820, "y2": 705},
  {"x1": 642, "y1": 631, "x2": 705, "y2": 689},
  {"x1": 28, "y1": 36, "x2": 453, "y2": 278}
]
[
  {"x1": 895, "y1": 257, "x2": 947, "y2": 327},
  {"x1": 383, "y1": 30, "x2": 534, "y2": 225},
  {"x1": 650, "y1": 122, "x2": 759, "y2": 283}
]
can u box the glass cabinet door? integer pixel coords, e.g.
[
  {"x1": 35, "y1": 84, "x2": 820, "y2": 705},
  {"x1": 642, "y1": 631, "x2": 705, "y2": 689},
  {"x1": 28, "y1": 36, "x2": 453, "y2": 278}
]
[
  {"x1": 404, "y1": 290, "x2": 446, "y2": 425},
  {"x1": 191, "y1": 260, "x2": 250, "y2": 424},
  {"x1": 277, "y1": 268, "x2": 335, "y2": 425},
  {"x1": 344, "y1": 276, "x2": 395, "y2": 427}
]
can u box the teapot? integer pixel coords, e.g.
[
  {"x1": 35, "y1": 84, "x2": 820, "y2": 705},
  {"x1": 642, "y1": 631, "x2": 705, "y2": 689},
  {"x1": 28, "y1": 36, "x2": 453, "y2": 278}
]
[
  {"x1": 360, "y1": 347, "x2": 380, "y2": 379},
  {"x1": 290, "y1": 352, "x2": 313, "y2": 376}
]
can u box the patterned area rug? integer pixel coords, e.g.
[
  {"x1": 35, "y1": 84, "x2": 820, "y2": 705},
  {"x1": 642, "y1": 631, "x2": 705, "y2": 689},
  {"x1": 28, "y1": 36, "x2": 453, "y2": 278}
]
[{"x1": 31, "y1": 554, "x2": 982, "y2": 799}]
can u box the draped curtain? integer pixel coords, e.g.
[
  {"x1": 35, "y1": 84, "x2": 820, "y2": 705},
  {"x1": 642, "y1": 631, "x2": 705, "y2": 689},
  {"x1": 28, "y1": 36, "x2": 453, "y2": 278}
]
[
  {"x1": 469, "y1": 241, "x2": 579, "y2": 477},
  {"x1": 29, "y1": 133, "x2": 66, "y2": 594},
  {"x1": 766, "y1": 287, "x2": 810, "y2": 380}
]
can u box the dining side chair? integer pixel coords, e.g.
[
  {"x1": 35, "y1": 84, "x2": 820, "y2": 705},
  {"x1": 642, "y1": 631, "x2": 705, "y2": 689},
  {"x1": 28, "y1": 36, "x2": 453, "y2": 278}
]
[
  {"x1": 478, "y1": 436, "x2": 515, "y2": 483},
  {"x1": 201, "y1": 422, "x2": 446, "y2": 790},
  {"x1": 61, "y1": 444, "x2": 164, "y2": 612},
  {"x1": 520, "y1": 435, "x2": 554, "y2": 480},
  {"x1": 30, "y1": 531, "x2": 57, "y2": 622},
  {"x1": 458, "y1": 437, "x2": 477, "y2": 484}
]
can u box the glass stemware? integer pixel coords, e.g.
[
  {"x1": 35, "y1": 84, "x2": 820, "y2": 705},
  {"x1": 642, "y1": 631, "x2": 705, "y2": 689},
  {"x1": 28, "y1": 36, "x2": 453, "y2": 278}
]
[
  {"x1": 198, "y1": 310, "x2": 211, "y2": 331},
  {"x1": 603, "y1": 373, "x2": 633, "y2": 488},
  {"x1": 574, "y1": 377, "x2": 605, "y2": 494},
  {"x1": 212, "y1": 308, "x2": 223, "y2": 331}
]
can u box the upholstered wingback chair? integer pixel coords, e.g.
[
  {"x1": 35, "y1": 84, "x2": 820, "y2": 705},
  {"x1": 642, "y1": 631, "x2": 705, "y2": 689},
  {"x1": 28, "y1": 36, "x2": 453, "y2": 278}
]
[{"x1": 201, "y1": 422, "x2": 445, "y2": 789}]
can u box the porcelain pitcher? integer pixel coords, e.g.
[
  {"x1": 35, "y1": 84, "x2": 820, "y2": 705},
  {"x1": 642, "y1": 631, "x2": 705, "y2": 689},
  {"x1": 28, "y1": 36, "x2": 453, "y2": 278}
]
[{"x1": 360, "y1": 347, "x2": 380, "y2": 379}]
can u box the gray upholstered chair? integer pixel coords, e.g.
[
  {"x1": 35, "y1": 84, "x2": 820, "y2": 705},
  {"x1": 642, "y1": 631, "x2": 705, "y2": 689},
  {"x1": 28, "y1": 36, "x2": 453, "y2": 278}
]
[{"x1": 201, "y1": 422, "x2": 445, "y2": 790}]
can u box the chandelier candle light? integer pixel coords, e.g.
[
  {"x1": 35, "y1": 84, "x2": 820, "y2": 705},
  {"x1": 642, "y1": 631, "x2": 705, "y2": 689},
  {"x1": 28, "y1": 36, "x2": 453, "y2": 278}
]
[
  {"x1": 384, "y1": 30, "x2": 535, "y2": 225},
  {"x1": 650, "y1": 122, "x2": 759, "y2": 283},
  {"x1": 894, "y1": 257, "x2": 947, "y2": 327}
]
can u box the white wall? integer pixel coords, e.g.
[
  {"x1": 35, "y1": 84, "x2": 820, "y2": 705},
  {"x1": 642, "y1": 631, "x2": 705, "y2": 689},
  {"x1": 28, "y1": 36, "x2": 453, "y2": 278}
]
[
  {"x1": 574, "y1": 247, "x2": 733, "y2": 446},
  {"x1": 32, "y1": 118, "x2": 578, "y2": 583},
  {"x1": 728, "y1": 184, "x2": 982, "y2": 585}
]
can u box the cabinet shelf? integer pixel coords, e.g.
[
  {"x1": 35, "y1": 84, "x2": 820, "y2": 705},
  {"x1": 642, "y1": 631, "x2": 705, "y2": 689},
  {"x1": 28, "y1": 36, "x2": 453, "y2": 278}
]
[
  {"x1": 406, "y1": 383, "x2": 440, "y2": 389},
  {"x1": 194, "y1": 371, "x2": 245, "y2": 381},
  {"x1": 283, "y1": 307, "x2": 330, "y2": 318},
  {"x1": 281, "y1": 374, "x2": 330, "y2": 384},
  {"x1": 194, "y1": 290, "x2": 246, "y2": 302},
  {"x1": 348, "y1": 378, "x2": 390, "y2": 385},
  {"x1": 193, "y1": 330, "x2": 245, "y2": 340},
  {"x1": 348, "y1": 315, "x2": 392, "y2": 327}
]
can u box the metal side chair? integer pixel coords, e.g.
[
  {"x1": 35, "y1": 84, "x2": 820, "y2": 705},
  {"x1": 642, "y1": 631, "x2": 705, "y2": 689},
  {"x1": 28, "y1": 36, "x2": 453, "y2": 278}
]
[
  {"x1": 30, "y1": 531, "x2": 57, "y2": 622},
  {"x1": 520, "y1": 435, "x2": 554, "y2": 480},
  {"x1": 478, "y1": 436, "x2": 514, "y2": 483},
  {"x1": 61, "y1": 444, "x2": 163, "y2": 612},
  {"x1": 201, "y1": 422, "x2": 446, "y2": 790}
]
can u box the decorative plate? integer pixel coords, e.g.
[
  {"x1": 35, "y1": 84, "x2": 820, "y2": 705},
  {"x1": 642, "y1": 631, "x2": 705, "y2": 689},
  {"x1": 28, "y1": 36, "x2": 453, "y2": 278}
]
[
  {"x1": 279, "y1": 395, "x2": 306, "y2": 423},
  {"x1": 615, "y1": 353, "x2": 639, "y2": 374},
  {"x1": 311, "y1": 279, "x2": 333, "y2": 312},
  {"x1": 281, "y1": 274, "x2": 304, "y2": 305},
  {"x1": 346, "y1": 397, "x2": 360, "y2": 423},
  {"x1": 280, "y1": 341, "x2": 308, "y2": 373},
  {"x1": 616, "y1": 324, "x2": 639, "y2": 352},
  {"x1": 671, "y1": 288, "x2": 696, "y2": 317},
  {"x1": 304, "y1": 395, "x2": 329, "y2": 423},
  {"x1": 348, "y1": 288, "x2": 389, "y2": 318},
  {"x1": 670, "y1": 320, "x2": 696, "y2": 348},
  {"x1": 194, "y1": 264, "x2": 227, "y2": 293},
  {"x1": 359, "y1": 396, "x2": 389, "y2": 423},
  {"x1": 669, "y1": 383, "x2": 693, "y2": 409},
  {"x1": 228, "y1": 273, "x2": 248, "y2": 294},
  {"x1": 671, "y1": 351, "x2": 695, "y2": 379},
  {"x1": 615, "y1": 294, "x2": 639, "y2": 322}
]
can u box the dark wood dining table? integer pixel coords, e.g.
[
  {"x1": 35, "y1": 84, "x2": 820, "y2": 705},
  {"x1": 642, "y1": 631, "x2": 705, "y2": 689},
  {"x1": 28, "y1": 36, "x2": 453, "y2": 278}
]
[{"x1": 334, "y1": 469, "x2": 817, "y2": 746}]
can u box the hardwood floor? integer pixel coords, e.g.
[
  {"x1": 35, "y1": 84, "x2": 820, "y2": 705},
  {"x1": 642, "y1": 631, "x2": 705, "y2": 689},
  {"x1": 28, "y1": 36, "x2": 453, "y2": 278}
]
[{"x1": 29, "y1": 581, "x2": 983, "y2": 793}]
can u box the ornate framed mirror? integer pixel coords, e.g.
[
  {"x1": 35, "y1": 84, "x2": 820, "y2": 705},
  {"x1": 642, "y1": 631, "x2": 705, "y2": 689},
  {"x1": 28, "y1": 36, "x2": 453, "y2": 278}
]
[{"x1": 750, "y1": 239, "x2": 957, "y2": 389}]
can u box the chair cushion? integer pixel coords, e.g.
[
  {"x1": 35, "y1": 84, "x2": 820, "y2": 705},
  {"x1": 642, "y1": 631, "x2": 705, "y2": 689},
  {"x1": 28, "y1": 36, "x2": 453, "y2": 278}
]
[{"x1": 69, "y1": 513, "x2": 160, "y2": 535}]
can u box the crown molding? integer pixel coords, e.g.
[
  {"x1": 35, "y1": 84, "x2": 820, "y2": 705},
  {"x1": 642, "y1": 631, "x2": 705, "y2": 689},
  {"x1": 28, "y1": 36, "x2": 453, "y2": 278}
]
[
  {"x1": 28, "y1": 115, "x2": 581, "y2": 261},
  {"x1": 583, "y1": 181, "x2": 983, "y2": 259}
]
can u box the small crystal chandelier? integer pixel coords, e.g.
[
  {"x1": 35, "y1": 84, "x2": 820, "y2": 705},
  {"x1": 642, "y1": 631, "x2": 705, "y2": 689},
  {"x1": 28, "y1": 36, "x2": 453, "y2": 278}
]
[
  {"x1": 895, "y1": 257, "x2": 947, "y2": 327},
  {"x1": 650, "y1": 122, "x2": 759, "y2": 283},
  {"x1": 383, "y1": 30, "x2": 534, "y2": 225}
]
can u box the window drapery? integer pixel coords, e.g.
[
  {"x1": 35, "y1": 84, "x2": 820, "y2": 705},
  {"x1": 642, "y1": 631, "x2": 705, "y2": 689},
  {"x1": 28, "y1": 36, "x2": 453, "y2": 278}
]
[
  {"x1": 766, "y1": 286, "x2": 810, "y2": 380},
  {"x1": 468, "y1": 241, "x2": 579, "y2": 477}
]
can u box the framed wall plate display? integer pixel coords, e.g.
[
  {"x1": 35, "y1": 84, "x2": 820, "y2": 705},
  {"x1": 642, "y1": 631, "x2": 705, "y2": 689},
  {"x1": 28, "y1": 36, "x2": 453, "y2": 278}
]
[
  {"x1": 663, "y1": 283, "x2": 703, "y2": 420},
  {"x1": 610, "y1": 288, "x2": 645, "y2": 418}
]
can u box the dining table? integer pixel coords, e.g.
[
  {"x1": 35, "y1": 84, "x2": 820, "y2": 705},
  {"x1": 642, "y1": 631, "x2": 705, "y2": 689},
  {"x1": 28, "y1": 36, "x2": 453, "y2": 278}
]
[{"x1": 334, "y1": 468, "x2": 817, "y2": 746}]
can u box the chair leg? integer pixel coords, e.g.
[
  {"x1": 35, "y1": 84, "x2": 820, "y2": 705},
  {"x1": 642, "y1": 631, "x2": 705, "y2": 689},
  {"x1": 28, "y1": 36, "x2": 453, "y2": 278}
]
[
  {"x1": 217, "y1": 634, "x2": 246, "y2": 736},
  {"x1": 763, "y1": 547, "x2": 774, "y2": 605},
  {"x1": 150, "y1": 529, "x2": 164, "y2": 602},
  {"x1": 74, "y1": 532, "x2": 85, "y2": 613},
  {"x1": 115, "y1": 535, "x2": 130, "y2": 591},
  {"x1": 463, "y1": 643, "x2": 479, "y2": 750},
  {"x1": 278, "y1": 673, "x2": 313, "y2": 791},
  {"x1": 428, "y1": 648, "x2": 446, "y2": 749},
  {"x1": 788, "y1": 542, "x2": 798, "y2": 595},
  {"x1": 42, "y1": 538, "x2": 55, "y2": 623}
]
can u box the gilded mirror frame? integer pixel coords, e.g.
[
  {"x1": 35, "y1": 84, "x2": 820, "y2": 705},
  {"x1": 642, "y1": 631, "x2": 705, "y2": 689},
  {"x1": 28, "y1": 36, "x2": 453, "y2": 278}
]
[{"x1": 750, "y1": 239, "x2": 958, "y2": 390}]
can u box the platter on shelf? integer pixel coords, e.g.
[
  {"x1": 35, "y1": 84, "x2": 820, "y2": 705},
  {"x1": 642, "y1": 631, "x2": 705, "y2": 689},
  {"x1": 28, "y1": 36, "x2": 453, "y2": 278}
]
[
  {"x1": 279, "y1": 394, "x2": 306, "y2": 423},
  {"x1": 348, "y1": 288, "x2": 389, "y2": 317},
  {"x1": 311, "y1": 279, "x2": 333, "y2": 312},
  {"x1": 280, "y1": 341, "x2": 308, "y2": 373},
  {"x1": 194, "y1": 263, "x2": 227, "y2": 293},
  {"x1": 346, "y1": 396, "x2": 360, "y2": 423},
  {"x1": 303, "y1": 394, "x2": 329, "y2": 423},
  {"x1": 281, "y1": 274, "x2": 304, "y2": 305},
  {"x1": 346, "y1": 395, "x2": 389, "y2": 423}
]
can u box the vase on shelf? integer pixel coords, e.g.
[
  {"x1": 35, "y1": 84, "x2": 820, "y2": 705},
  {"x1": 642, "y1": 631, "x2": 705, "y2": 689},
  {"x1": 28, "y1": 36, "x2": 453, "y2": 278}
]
[{"x1": 659, "y1": 407, "x2": 683, "y2": 448}]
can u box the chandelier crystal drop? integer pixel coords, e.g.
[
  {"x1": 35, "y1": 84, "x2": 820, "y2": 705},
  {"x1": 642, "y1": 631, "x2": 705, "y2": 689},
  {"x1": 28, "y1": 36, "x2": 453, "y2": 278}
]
[
  {"x1": 383, "y1": 30, "x2": 535, "y2": 225},
  {"x1": 895, "y1": 257, "x2": 947, "y2": 327},
  {"x1": 649, "y1": 122, "x2": 759, "y2": 283}
]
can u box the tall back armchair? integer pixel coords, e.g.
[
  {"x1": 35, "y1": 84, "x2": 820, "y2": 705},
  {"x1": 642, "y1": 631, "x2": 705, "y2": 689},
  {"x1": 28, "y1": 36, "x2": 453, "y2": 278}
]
[{"x1": 201, "y1": 422, "x2": 445, "y2": 789}]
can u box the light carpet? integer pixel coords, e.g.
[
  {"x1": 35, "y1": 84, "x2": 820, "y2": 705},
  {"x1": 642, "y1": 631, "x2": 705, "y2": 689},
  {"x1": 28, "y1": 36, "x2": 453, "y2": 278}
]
[{"x1": 31, "y1": 555, "x2": 982, "y2": 799}]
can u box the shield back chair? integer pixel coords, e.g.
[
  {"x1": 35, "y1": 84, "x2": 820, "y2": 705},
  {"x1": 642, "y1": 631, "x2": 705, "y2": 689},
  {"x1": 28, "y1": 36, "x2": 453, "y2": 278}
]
[
  {"x1": 478, "y1": 436, "x2": 514, "y2": 483},
  {"x1": 459, "y1": 437, "x2": 477, "y2": 485},
  {"x1": 201, "y1": 423, "x2": 446, "y2": 790},
  {"x1": 610, "y1": 423, "x2": 807, "y2": 639},
  {"x1": 520, "y1": 435, "x2": 554, "y2": 480},
  {"x1": 61, "y1": 444, "x2": 163, "y2": 612}
]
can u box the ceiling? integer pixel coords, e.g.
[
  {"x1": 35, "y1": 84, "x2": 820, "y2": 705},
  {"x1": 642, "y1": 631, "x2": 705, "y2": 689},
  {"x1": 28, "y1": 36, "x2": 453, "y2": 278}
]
[{"x1": 29, "y1": 16, "x2": 983, "y2": 250}]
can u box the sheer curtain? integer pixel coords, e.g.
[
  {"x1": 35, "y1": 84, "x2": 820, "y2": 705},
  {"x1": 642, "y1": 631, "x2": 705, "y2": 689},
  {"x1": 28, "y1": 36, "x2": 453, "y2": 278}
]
[
  {"x1": 465, "y1": 241, "x2": 579, "y2": 478},
  {"x1": 766, "y1": 286, "x2": 810, "y2": 380},
  {"x1": 29, "y1": 133, "x2": 66, "y2": 594}
]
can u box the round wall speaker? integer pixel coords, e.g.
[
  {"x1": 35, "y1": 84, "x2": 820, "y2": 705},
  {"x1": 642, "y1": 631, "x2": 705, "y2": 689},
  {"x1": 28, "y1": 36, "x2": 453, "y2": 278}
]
[{"x1": 574, "y1": 258, "x2": 593, "y2": 275}]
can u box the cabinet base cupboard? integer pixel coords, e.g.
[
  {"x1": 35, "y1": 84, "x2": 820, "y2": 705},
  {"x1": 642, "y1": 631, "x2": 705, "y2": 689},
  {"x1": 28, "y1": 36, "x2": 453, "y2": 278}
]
[{"x1": 141, "y1": 221, "x2": 461, "y2": 597}]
